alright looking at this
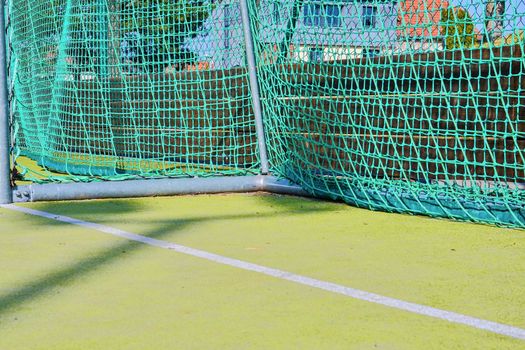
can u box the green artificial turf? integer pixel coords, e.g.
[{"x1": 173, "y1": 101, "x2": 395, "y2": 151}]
[{"x1": 0, "y1": 193, "x2": 524, "y2": 349}]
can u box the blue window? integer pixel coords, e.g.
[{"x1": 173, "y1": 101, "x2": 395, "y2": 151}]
[
  {"x1": 363, "y1": 48, "x2": 380, "y2": 58},
  {"x1": 362, "y1": 5, "x2": 377, "y2": 28},
  {"x1": 309, "y1": 47, "x2": 324, "y2": 62},
  {"x1": 224, "y1": 4, "x2": 239, "y2": 49},
  {"x1": 272, "y1": 2, "x2": 280, "y2": 24},
  {"x1": 224, "y1": 5, "x2": 231, "y2": 49},
  {"x1": 304, "y1": 3, "x2": 341, "y2": 27},
  {"x1": 304, "y1": 4, "x2": 322, "y2": 26},
  {"x1": 326, "y1": 5, "x2": 341, "y2": 27}
]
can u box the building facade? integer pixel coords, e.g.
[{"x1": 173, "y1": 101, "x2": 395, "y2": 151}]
[
  {"x1": 187, "y1": 0, "x2": 399, "y2": 68},
  {"x1": 185, "y1": 0, "x2": 245, "y2": 69},
  {"x1": 259, "y1": 0, "x2": 399, "y2": 62},
  {"x1": 395, "y1": 0, "x2": 447, "y2": 53},
  {"x1": 185, "y1": 0, "x2": 524, "y2": 68}
]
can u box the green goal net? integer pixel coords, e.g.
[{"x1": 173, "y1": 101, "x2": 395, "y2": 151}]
[
  {"x1": 254, "y1": 0, "x2": 525, "y2": 227},
  {"x1": 9, "y1": 0, "x2": 260, "y2": 181},
  {"x1": 7, "y1": 0, "x2": 525, "y2": 227}
]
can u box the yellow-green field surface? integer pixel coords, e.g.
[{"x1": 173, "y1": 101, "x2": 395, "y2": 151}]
[{"x1": 1, "y1": 194, "x2": 524, "y2": 349}]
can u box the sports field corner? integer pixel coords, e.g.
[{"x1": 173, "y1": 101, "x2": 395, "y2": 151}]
[
  {"x1": 3, "y1": 0, "x2": 525, "y2": 348},
  {"x1": 1, "y1": 193, "x2": 524, "y2": 349}
]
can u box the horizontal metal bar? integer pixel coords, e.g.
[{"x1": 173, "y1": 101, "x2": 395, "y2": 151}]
[
  {"x1": 12, "y1": 175, "x2": 314, "y2": 202},
  {"x1": 13, "y1": 175, "x2": 266, "y2": 202}
]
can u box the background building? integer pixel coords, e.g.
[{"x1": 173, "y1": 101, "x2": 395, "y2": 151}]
[
  {"x1": 187, "y1": 0, "x2": 398, "y2": 68},
  {"x1": 185, "y1": 0, "x2": 525, "y2": 68},
  {"x1": 396, "y1": 0, "x2": 448, "y2": 52}
]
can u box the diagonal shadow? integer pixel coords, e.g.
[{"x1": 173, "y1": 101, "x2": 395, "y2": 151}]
[
  {"x1": 25, "y1": 194, "x2": 341, "y2": 227},
  {"x1": 0, "y1": 194, "x2": 338, "y2": 316},
  {"x1": 0, "y1": 218, "x2": 193, "y2": 316}
]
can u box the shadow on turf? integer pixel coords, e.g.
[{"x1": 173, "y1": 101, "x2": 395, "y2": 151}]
[
  {"x1": 0, "y1": 195, "x2": 340, "y2": 316},
  {"x1": 20, "y1": 200, "x2": 145, "y2": 226},
  {"x1": 255, "y1": 193, "x2": 343, "y2": 212}
]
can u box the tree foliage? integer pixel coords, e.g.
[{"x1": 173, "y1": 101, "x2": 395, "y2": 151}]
[
  {"x1": 121, "y1": 0, "x2": 213, "y2": 72},
  {"x1": 440, "y1": 7, "x2": 477, "y2": 50}
]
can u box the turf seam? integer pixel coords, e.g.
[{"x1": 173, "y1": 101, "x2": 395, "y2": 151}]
[{"x1": 3, "y1": 203, "x2": 525, "y2": 342}]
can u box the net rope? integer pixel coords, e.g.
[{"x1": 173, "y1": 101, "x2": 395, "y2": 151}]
[
  {"x1": 9, "y1": 0, "x2": 260, "y2": 181},
  {"x1": 8, "y1": 0, "x2": 525, "y2": 227},
  {"x1": 252, "y1": 0, "x2": 525, "y2": 227}
]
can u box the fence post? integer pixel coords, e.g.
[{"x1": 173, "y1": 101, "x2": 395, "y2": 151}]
[
  {"x1": 0, "y1": 0, "x2": 11, "y2": 204},
  {"x1": 239, "y1": 0, "x2": 269, "y2": 175}
]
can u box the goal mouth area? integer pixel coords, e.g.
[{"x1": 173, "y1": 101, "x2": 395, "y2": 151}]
[
  {"x1": 11, "y1": 172, "x2": 525, "y2": 228},
  {"x1": 17, "y1": 151, "x2": 258, "y2": 180}
]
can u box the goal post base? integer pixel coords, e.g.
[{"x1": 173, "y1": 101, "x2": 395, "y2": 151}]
[{"x1": 11, "y1": 175, "x2": 311, "y2": 203}]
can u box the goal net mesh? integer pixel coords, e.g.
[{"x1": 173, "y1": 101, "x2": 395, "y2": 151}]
[{"x1": 8, "y1": 0, "x2": 525, "y2": 226}]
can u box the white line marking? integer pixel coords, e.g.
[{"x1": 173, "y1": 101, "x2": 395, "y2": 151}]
[{"x1": 3, "y1": 203, "x2": 525, "y2": 341}]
